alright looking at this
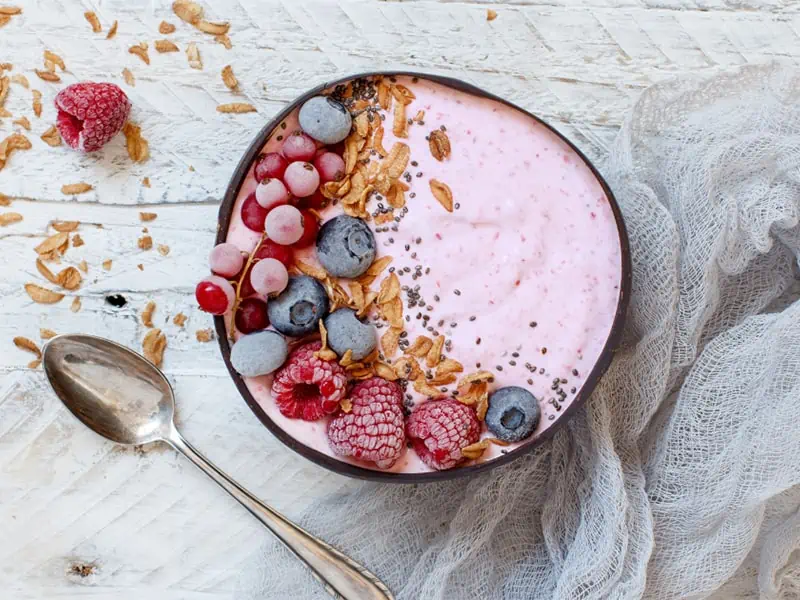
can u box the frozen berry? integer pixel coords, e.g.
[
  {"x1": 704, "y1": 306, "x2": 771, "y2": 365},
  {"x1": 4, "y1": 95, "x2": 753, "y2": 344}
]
[
  {"x1": 255, "y1": 178, "x2": 291, "y2": 209},
  {"x1": 316, "y1": 215, "x2": 376, "y2": 278},
  {"x1": 231, "y1": 330, "x2": 288, "y2": 377},
  {"x1": 267, "y1": 275, "x2": 329, "y2": 337},
  {"x1": 297, "y1": 189, "x2": 328, "y2": 211},
  {"x1": 250, "y1": 257, "x2": 289, "y2": 297},
  {"x1": 254, "y1": 152, "x2": 288, "y2": 182},
  {"x1": 281, "y1": 131, "x2": 317, "y2": 162},
  {"x1": 406, "y1": 399, "x2": 481, "y2": 470},
  {"x1": 328, "y1": 377, "x2": 405, "y2": 468},
  {"x1": 485, "y1": 387, "x2": 540, "y2": 443},
  {"x1": 266, "y1": 204, "x2": 304, "y2": 245},
  {"x1": 209, "y1": 242, "x2": 244, "y2": 277},
  {"x1": 55, "y1": 82, "x2": 131, "y2": 152},
  {"x1": 271, "y1": 341, "x2": 347, "y2": 421},
  {"x1": 314, "y1": 152, "x2": 345, "y2": 184},
  {"x1": 234, "y1": 298, "x2": 270, "y2": 334},
  {"x1": 196, "y1": 275, "x2": 235, "y2": 315},
  {"x1": 241, "y1": 192, "x2": 268, "y2": 232},
  {"x1": 323, "y1": 308, "x2": 376, "y2": 361},
  {"x1": 298, "y1": 96, "x2": 352, "y2": 145},
  {"x1": 293, "y1": 209, "x2": 319, "y2": 249},
  {"x1": 284, "y1": 161, "x2": 320, "y2": 198},
  {"x1": 238, "y1": 241, "x2": 294, "y2": 298}
]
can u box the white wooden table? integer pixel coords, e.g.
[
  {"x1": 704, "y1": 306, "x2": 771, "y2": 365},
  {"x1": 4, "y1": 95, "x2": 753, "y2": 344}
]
[{"x1": 1, "y1": 1, "x2": 797, "y2": 598}]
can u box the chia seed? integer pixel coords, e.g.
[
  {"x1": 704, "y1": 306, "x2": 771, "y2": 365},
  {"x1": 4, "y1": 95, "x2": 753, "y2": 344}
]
[
  {"x1": 572, "y1": 369, "x2": 579, "y2": 376},
  {"x1": 434, "y1": 295, "x2": 440, "y2": 302},
  {"x1": 276, "y1": 135, "x2": 283, "y2": 141},
  {"x1": 416, "y1": 172, "x2": 423, "y2": 178},
  {"x1": 527, "y1": 378, "x2": 534, "y2": 385},
  {"x1": 455, "y1": 203, "x2": 461, "y2": 210},
  {"x1": 454, "y1": 289, "x2": 461, "y2": 296},
  {"x1": 411, "y1": 160, "x2": 418, "y2": 167},
  {"x1": 571, "y1": 387, "x2": 577, "y2": 394},
  {"x1": 530, "y1": 321, "x2": 537, "y2": 328},
  {"x1": 548, "y1": 415, "x2": 555, "y2": 421},
  {"x1": 509, "y1": 360, "x2": 516, "y2": 366},
  {"x1": 496, "y1": 365, "x2": 503, "y2": 371},
  {"x1": 404, "y1": 244, "x2": 410, "y2": 251},
  {"x1": 469, "y1": 315, "x2": 476, "y2": 321},
  {"x1": 512, "y1": 352, "x2": 519, "y2": 358},
  {"x1": 475, "y1": 337, "x2": 481, "y2": 345},
  {"x1": 440, "y1": 125, "x2": 447, "y2": 131},
  {"x1": 541, "y1": 347, "x2": 548, "y2": 354}
]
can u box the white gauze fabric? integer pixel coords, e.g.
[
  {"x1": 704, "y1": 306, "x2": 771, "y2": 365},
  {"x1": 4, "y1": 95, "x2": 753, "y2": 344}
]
[{"x1": 237, "y1": 63, "x2": 800, "y2": 600}]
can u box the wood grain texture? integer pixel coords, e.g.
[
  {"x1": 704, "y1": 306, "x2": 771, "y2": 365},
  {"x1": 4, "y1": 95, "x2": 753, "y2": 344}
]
[{"x1": 0, "y1": 0, "x2": 795, "y2": 597}]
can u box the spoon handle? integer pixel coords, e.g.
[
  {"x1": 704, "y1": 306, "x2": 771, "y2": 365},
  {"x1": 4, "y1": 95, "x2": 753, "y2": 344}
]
[{"x1": 166, "y1": 427, "x2": 393, "y2": 600}]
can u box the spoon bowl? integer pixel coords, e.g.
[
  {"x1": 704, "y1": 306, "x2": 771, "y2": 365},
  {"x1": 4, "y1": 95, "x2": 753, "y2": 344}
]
[
  {"x1": 42, "y1": 333, "x2": 392, "y2": 600},
  {"x1": 43, "y1": 334, "x2": 174, "y2": 445}
]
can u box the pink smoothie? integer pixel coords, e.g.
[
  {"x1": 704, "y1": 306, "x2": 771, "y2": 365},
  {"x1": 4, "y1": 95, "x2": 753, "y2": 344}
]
[{"x1": 223, "y1": 76, "x2": 623, "y2": 473}]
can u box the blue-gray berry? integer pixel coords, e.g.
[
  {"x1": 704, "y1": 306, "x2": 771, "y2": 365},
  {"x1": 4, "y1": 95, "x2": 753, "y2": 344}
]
[
  {"x1": 485, "y1": 386, "x2": 540, "y2": 443},
  {"x1": 267, "y1": 275, "x2": 329, "y2": 337},
  {"x1": 316, "y1": 215, "x2": 376, "y2": 278},
  {"x1": 298, "y1": 96, "x2": 352, "y2": 145},
  {"x1": 324, "y1": 308, "x2": 376, "y2": 361},
  {"x1": 230, "y1": 330, "x2": 288, "y2": 377}
]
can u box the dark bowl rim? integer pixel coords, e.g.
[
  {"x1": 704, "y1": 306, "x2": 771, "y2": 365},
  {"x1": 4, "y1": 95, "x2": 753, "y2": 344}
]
[{"x1": 214, "y1": 70, "x2": 632, "y2": 483}]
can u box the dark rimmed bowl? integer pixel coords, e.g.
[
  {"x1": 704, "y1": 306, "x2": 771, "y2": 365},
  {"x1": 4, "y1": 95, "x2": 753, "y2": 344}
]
[{"x1": 214, "y1": 71, "x2": 631, "y2": 483}]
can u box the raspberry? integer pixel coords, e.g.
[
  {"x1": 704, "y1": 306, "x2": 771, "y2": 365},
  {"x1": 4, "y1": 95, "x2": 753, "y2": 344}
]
[
  {"x1": 327, "y1": 377, "x2": 405, "y2": 469},
  {"x1": 406, "y1": 398, "x2": 481, "y2": 471},
  {"x1": 55, "y1": 82, "x2": 131, "y2": 152},
  {"x1": 271, "y1": 341, "x2": 347, "y2": 421}
]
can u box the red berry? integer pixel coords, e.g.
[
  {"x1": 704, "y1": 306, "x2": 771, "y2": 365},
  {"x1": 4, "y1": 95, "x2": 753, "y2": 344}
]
[
  {"x1": 240, "y1": 192, "x2": 269, "y2": 232},
  {"x1": 238, "y1": 240, "x2": 294, "y2": 298},
  {"x1": 406, "y1": 398, "x2": 481, "y2": 470},
  {"x1": 254, "y1": 152, "x2": 288, "y2": 183},
  {"x1": 293, "y1": 210, "x2": 319, "y2": 248},
  {"x1": 55, "y1": 82, "x2": 131, "y2": 152},
  {"x1": 297, "y1": 189, "x2": 328, "y2": 211},
  {"x1": 196, "y1": 276, "x2": 235, "y2": 315},
  {"x1": 328, "y1": 377, "x2": 406, "y2": 468},
  {"x1": 282, "y1": 130, "x2": 317, "y2": 162},
  {"x1": 314, "y1": 152, "x2": 345, "y2": 184},
  {"x1": 328, "y1": 141, "x2": 345, "y2": 156},
  {"x1": 235, "y1": 298, "x2": 270, "y2": 334},
  {"x1": 271, "y1": 341, "x2": 347, "y2": 421}
]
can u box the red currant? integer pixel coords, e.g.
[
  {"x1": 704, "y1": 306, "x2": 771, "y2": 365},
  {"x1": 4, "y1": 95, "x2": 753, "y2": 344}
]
[
  {"x1": 282, "y1": 131, "x2": 317, "y2": 162},
  {"x1": 314, "y1": 152, "x2": 345, "y2": 184},
  {"x1": 241, "y1": 192, "x2": 269, "y2": 232},
  {"x1": 293, "y1": 209, "x2": 319, "y2": 248},
  {"x1": 196, "y1": 276, "x2": 235, "y2": 315},
  {"x1": 234, "y1": 298, "x2": 270, "y2": 334},
  {"x1": 297, "y1": 189, "x2": 327, "y2": 211},
  {"x1": 254, "y1": 152, "x2": 288, "y2": 182}
]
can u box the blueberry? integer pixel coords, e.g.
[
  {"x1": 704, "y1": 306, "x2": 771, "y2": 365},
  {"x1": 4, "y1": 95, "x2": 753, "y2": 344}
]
[
  {"x1": 230, "y1": 330, "x2": 288, "y2": 377},
  {"x1": 298, "y1": 96, "x2": 352, "y2": 145},
  {"x1": 316, "y1": 215, "x2": 376, "y2": 278},
  {"x1": 485, "y1": 386, "x2": 540, "y2": 443},
  {"x1": 267, "y1": 275, "x2": 329, "y2": 337},
  {"x1": 324, "y1": 308, "x2": 376, "y2": 361}
]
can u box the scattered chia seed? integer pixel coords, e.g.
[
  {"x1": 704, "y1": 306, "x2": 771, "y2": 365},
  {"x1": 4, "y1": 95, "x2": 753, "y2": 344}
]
[
  {"x1": 403, "y1": 266, "x2": 411, "y2": 273},
  {"x1": 560, "y1": 378, "x2": 568, "y2": 384},
  {"x1": 572, "y1": 369, "x2": 579, "y2": 376},
  {"x1": 496, "y1": 365, "x2": 503, "y2": 371},
  {"x1": 512, "y1": 352, "x2": 519, "y2": 358},
  {"x1": 404, "y1": 244, "x2": 410, "y2": 251},
  {"x1": 440, "y1": 125, "x2": 447, "y2": 131},
  {"x1": 416, "y1": 172, "x2": 423, "y2": 178},
  {"x1": 527, "y1": 378, "x2": 534, "y2": 385},
  {"x1": 388, "y1": 237, "x2": 394, "y2": 243},
  {"x1": 409, "y1": 193, "x2": 416, "y2": 199},
  {"x1": 454, "y1": 289, "x2": 461, "y2": 296},
  {"x1": 542, "y1": 347, "x2": 548, "y2": 354},
  {"x1": 475, "y1": 337, "x2": 481, "y2": 345},
  {"x1": 571, "y1": 387, "x2": 577, "y2": 394},
  {"x1": 476, "y1": 362, "x2": 481, "y2": 368},
  {"x1": 415, "y1": 237, "x2": 422, "y2": 244},
  {"x1": 455, "y1": 203, "x2": 461, "y2": 210},
  {"x1": 427, "y1": 326, "x2": 434, "y2": 332},
  {"x1": 411, "y1": 252, "x2": 417, "y2": 259},
  {"x1": 389, "y1": 267, "x2": 395, "y2": 273},
  {"x1": 509, "y1": 360, "x2": 516, "y2": 366},
  {"x1": 450, "y1": 322, "x2": 457, "y2": 328},
  {"x1": 530, "y1": 321, "x2": 537, "y2": 328},
  {"x1": 405, "y1": 315, "x2": 410, "y2": 322},
  {"x1": 426, "y1": 305, "x2": 433, "y2": 311},
  {"x1": 469, "y1": 316, "x2": 476, "y2": 321},
  {"x1": 548, "y1": 414, "x2": 555, "y2": 421},
  {"x1": 434, "y1": 295, "x2": 440, "y2": 302},
  {"x1": 411, "y1": 160, "x2": 418, "y2": 167},
  {"x1": 539, "y1": 368, "x2": 545, "y2": 374},
  {"x1": 425, "y1": 268, "x2": 430, "y2": 274},
  {"x1": 276, "y1": 135, "x2": 283, "y2": 141}
]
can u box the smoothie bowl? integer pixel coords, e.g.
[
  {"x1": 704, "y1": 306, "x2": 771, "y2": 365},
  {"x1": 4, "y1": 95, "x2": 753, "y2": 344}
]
[{"x1": 199, "y1": 72, "x2": 630, "y2": 482}]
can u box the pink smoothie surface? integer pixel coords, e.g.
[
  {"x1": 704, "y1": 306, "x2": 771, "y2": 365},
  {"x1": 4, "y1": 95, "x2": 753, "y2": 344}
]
[{"x1": 222, "y1": 75, "x2": 623, "y2": 474}]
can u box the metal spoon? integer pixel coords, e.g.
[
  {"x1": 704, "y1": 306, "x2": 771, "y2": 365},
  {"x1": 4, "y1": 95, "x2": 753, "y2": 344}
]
[{"x1": 42, "y1": 334, "x2": 393, "y2": 600}]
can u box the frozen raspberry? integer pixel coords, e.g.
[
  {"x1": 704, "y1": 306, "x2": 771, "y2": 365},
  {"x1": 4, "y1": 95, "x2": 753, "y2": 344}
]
[
  {"x1": 406, "y1": 398, "x2": 481, "y2": 471},
  {"x1": 55, "y1": 82, "x2": 131, "y2": 152},
  {"x1": 271, "y1": 341, "x2": 347, "y2": 421},
  {"x1": 328, "y1": 378, "x2": 405, "y2": 468}
]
